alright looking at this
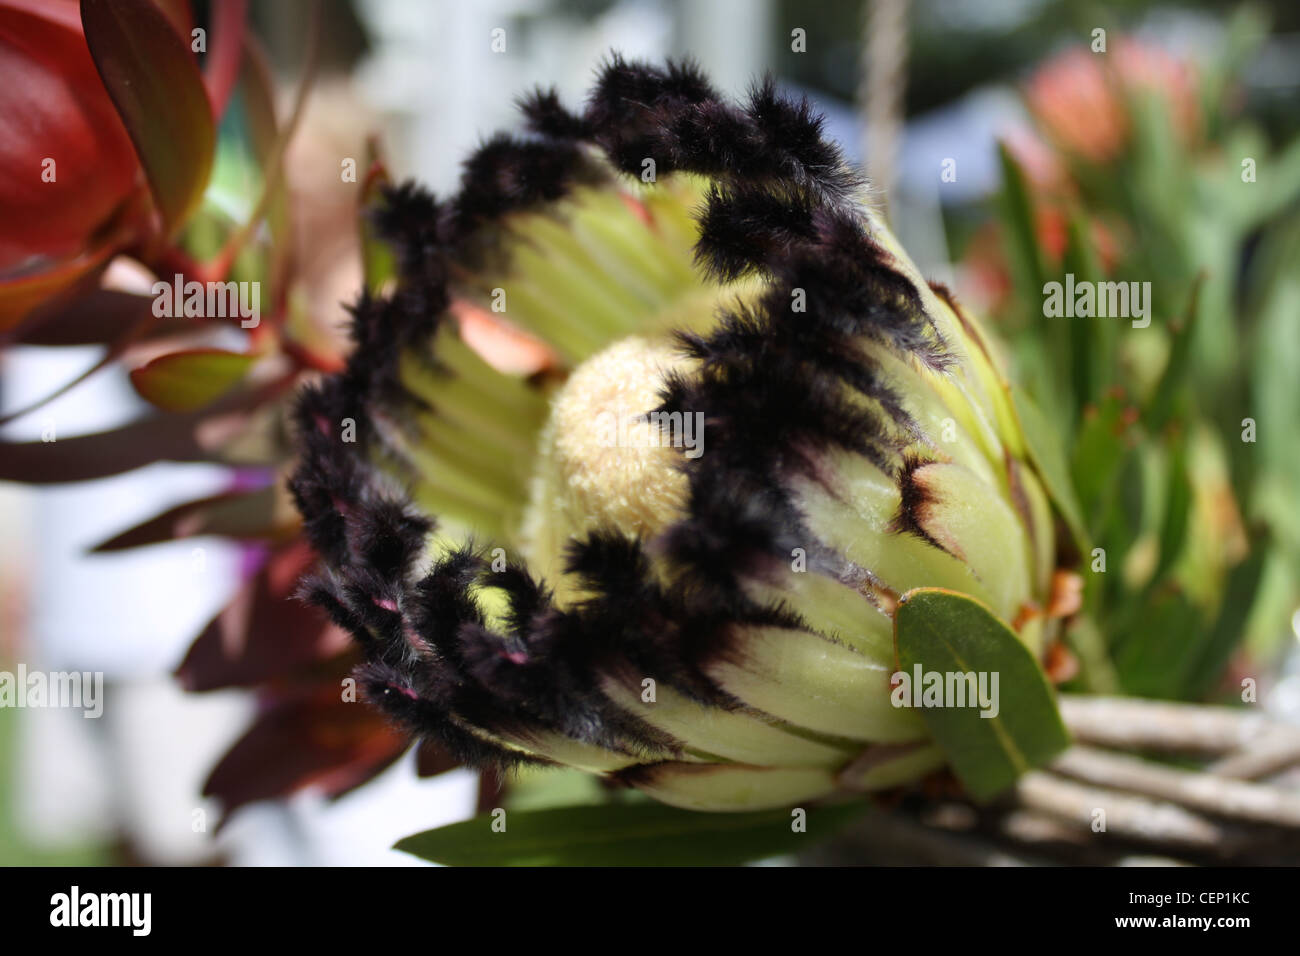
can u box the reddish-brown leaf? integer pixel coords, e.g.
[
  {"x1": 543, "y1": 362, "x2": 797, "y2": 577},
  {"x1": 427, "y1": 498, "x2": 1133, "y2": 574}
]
[
  {"x1": 91, "y1": 485, "x2": 282, "y2": 552},
  {"x1": 8, "y1": 289, "x2": 190, "y2": 347},
  {"x1": 415, "y1": 740, "x2": 461, "y2": 778},
  {"x1": 0, "y1": 375, "x2": 282, "y2": 483},
  {"x1": 81, "y1": 0, "x2": 215, "y2": 237},
  {"x1": 176, "y1": 540, "x2": 348, "y2": 692},
  {"x1": 203, "y1": 685, "x2": 408, "y2": 818}
]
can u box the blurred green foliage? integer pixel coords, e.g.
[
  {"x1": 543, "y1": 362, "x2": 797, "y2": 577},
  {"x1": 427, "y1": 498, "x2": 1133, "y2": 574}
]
[
  {"x1": 977, "y1": 7, "x2": 1299, "y2": 701},
  {"x1": 0, "y1": 695, "x2": 111, "y2": 866}
]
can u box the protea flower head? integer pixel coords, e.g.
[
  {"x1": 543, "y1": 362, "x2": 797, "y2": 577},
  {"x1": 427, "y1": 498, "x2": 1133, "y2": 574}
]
[{"x1": 291, "y1": 57, "x2": 1061, "y2": 812}]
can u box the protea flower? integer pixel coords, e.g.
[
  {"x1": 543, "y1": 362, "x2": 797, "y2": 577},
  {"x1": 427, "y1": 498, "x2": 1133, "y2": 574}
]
[
  {"x1": 291, "y1": 58, "x2": 1062, "y2": 812},
  {"x1": 1023, "y1": 39, "x2": 1200, "y2": 165}
]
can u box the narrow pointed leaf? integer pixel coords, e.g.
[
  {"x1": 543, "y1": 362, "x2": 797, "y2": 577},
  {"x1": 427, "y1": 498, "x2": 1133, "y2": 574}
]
[
  {"x1": 1146, "y1": 275, "x2": 1204, "y2": 431},
  {"x1": 236, "y1": 35, "x2": 291, "y2": 252},
  {"x1": 0, "y1": 381, "x2": 274, "y2": 483},
  {"x1": 10, "y1": 290, "x2": 189, "y2": 347},
  {"x1": 1112, "y1": 587, "x2": 1204, "y2": 699},
  {"x1": 394, "y1": 800, "x2": 866, "y2": 867},
  {"x1": 1147, "y1": 432, "x2": 1192, "y2": 591},
  {"x1": 202, "y1": 0, "x2": 247, "y2": 121},
  {"x1": 1069, "y1": 389, "x2": 1137, "y2": 535},
  {"x1": 1184, "y1": 546, "x2": 1269, "y2": 699},
  {"x1": 995, "y1": 141, "x2": 1047, "y2": 303},
  {"x1": 90, "y1": 485, "x2": 280, "y2": 552},
  {"x1": 1062, "y1": 212, "x2": 1109, "y2": 414},
  {"x1": 0, "y1": 415, "x2": 206, "y2": 483},
  {"x1": 1009, "y1": 387, "x2": 1088, "y2": 550}
]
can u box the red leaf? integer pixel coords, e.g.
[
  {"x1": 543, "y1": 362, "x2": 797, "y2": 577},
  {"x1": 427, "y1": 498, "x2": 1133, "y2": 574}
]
[
  {"x1": 203, "y1": 685, "x2": 408, "y2": 817},
  {"x1": 0, "y1": 0, "x2": 140, "y2": 273},
  {"x1": 8, "y1": 289, "x2": 188, "y2": 347},
  {"x1": 0, "y1": 412, "x2": 207, "y2": 483},
  {"x1": 202, "y1": 0, "x2": 246, "y2": 121},
  {"x1": 149, "y1": 0, "x2": 195, "y2": 41},
  {"x1": 80, "y1": 0, "x2": 215, "y2": 238},
  {"x1": 91, "y1": 485, "x2": 282, "y2": 552},
  {"x1": 176, "y1": 540, "x2": 347, "y2": 692},
  {"x1": 415, "y1": 740, "x2": 461, "y2": 778},
  {"x1": 0, "y1": 242, "x2": 114, "y2": 332},
  {"x1": 0, "y1": 289, "x2": 176, "y2": 426},
  {"x1": 0, "y1": 379, "x2": 276, "y2": 483}
]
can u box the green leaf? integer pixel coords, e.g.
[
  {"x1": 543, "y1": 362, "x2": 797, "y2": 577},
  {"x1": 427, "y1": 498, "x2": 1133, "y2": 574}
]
[
  {"x1": 893, "y1": 588, "x2": 1070, "y2": 801},
  {"x1": 1250, "y1": 272, "x2": 1300, "y2": 522},
  {"x1": 1146, "y1": 276, "x2": 1204, "y2": 432},
  {"x1": 1184, "y1": 546, "x2": 1269, "y2": 700},
  {"x1": 1243, "y1": 136, "x2": 1300, "y2": 227},
  {"x1": 1146, "y1": 431, "x2": 1192, "y2": 592},
  {"x1": 995, "y1": 141, "x2": 1046, "y2": 302},
  {"x1": 1059, "y1": 615, "x2": 1119, "y2": 695},
  {"x1": 130, "y1": 348, "x2": 256, "y2": 412},
  {"x1": 1069, "y1": 389, "x2": 1137, "y2": 537},
  {"x1": 504, "y1": 767, "x2": 611, "y2": 813},
  {"x1": 361, "y1": 150, "x2": 397, "y2": 294},
  {"x1": 1201, "y1": 6, "x2": 1269, "y2": 139},
  {"x1": 1091, "y1": 449, "x2": 1143, "y2": 620},
  {"x1": 1009, "y1": 387, "x2": 1088, "y2": 551},
  {"x1": 395, "y1": 800, "x2": 866, "y2": 867},
  {"x1": 1062, "y1": 212, "x2": 1111, "y2": 415},
  {"x1": 236, "y1": 35, "x2": 291, "y2": 250},
  {"x1": 81, "y1": 0, "x2": 215, "y2": 237},
  {"x1": 1112, "y1": 587, "x2": 1204, "y2": 699}
]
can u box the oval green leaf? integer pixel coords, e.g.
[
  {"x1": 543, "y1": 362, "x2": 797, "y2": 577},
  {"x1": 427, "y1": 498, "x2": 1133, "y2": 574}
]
[
  {"x1": 130, "y1": 348, "x2": 255, "y2": 412},
  {"x1": 894, "y1": 588, "x2": 1070, "y2": 802}
]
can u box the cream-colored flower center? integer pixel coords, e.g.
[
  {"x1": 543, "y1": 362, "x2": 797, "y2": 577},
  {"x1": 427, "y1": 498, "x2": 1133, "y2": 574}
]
[
  {"x1": 521, "y1": 337, "x2": 696, "y2": 583},
  {"x1": 552, "y1": 336, "x2": 694, "y2": 538}
]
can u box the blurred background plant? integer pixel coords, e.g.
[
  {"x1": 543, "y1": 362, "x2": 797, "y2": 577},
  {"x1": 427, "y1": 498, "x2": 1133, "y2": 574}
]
[
  {"x1": 967, "y1": 8, "x2": 1300, "y2": 707},
  {"x1": 0, "y1": 0, "x2": 1297, "y2": 865}
]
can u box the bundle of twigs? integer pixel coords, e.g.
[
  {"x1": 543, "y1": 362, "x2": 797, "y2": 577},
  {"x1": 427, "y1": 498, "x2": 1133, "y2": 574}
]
[{"x1": 806, "y1": 696, "x2": 1300, "y2": 865}]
